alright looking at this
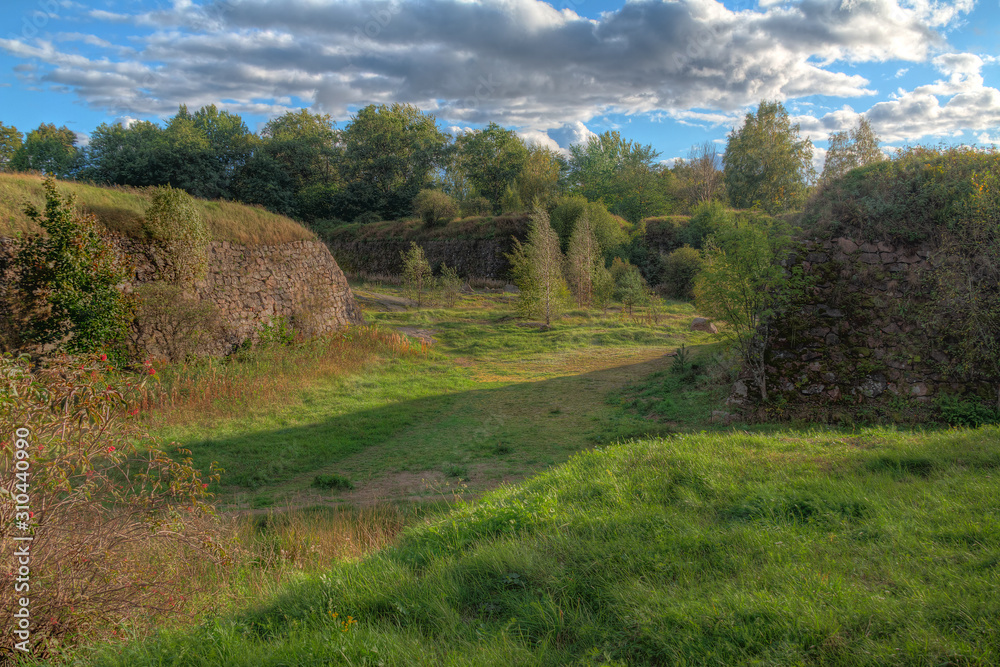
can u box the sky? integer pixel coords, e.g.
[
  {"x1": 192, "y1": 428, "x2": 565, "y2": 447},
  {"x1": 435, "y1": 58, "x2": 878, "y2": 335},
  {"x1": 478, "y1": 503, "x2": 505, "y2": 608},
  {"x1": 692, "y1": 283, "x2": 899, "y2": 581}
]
[{"x1": 1, "y1": 0, "x2": 999, "y2": 169}]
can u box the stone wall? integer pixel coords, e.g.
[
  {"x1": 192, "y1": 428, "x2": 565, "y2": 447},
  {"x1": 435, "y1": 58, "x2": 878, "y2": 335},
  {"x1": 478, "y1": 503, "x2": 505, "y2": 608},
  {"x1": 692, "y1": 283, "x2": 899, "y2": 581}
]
[
  {"x1": 0, "y1": 236, "x2": 364, "y2": 358},
  {"x1": 729, "y1": 236, "x2": 993, "y2": 419},
  {"x1": 326, "y1": 237, "x2": 517, "y2": 280}
]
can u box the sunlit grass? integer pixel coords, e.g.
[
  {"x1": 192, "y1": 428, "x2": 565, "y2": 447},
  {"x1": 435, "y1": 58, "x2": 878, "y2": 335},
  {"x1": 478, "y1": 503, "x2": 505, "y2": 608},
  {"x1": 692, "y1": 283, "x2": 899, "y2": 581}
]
[{"x1": 0, "y1": 172, "x2": 314, "y2": 244}]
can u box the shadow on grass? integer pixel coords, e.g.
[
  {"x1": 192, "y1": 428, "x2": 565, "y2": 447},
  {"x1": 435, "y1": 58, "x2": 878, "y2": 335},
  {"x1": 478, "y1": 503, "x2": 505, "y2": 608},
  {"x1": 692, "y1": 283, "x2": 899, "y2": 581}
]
[{"x1": 181, "y1": 356, "x2": 682, "y2": 493}]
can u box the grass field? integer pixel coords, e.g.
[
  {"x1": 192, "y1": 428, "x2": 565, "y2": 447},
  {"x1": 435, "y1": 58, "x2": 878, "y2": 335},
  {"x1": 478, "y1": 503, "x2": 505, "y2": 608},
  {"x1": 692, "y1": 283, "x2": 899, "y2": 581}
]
[
  {"x1": 21, "y1": 285, "x2": 1000, "y2": 666},
  {"x1": 0, "y1": 173, "x2": 314, "y2": 244},
  {"x1": 142, "y1": 286, "x2": 717, "y2": 510}
]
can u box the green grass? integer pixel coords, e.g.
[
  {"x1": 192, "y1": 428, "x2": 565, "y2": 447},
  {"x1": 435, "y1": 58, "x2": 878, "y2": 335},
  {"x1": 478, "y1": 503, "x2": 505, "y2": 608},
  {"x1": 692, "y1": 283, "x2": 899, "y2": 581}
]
[
  {"x1": 76, "y1": 426, "x2": 1000, "y2": 666},
  {"x1": 0, "y1": 172, "x2": 315, "y2": 244},
  {"x1": 148, "y1": 288, "x2": 712, "y2": 509}
]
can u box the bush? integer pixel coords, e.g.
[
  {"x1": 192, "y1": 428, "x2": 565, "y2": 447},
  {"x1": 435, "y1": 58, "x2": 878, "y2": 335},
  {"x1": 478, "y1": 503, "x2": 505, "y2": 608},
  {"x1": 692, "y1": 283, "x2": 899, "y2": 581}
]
[
  {"x1": 143, "y1": 185, "x2": 210, "y2": 284},
  {"x1": 661, "y1": 245, "x2": 704, "y2": 300},
  {"x1": 0, "y1": 353, "x2": 222, "y2": 656},
  {"x1": 413, "y1": 189, "x2": 458, "y2": 228},
  {"x1": 13, "y1": 178, "x2": 136, "y2": 360},
  {"x1": 801, "y1": 145, "x2": 1000, "y2": 243},
  {"x1": 311, "y1": 474, "x2": 354, "y2": 491},
  {"x1": 937, "y1": 396, "x2": 1000, "y2": 427},
  {"x1": 610, "y1": 257, "x2": 649, "y2": 315}
]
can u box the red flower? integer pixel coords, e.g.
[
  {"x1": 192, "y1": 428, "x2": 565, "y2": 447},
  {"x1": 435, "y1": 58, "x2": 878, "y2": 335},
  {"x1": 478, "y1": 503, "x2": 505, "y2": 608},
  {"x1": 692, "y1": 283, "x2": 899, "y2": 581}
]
[
  {"x1": 147, "y1": 367, "x2": 156, "y2": 375},
  {"x1": 28, "y1": 512, "x2": 33, "y2": 518},
  {"x1": 107, "y1": 446, "x2": 116, "y2": 453},
  {"x1": 202, "y1": 484, "x2": 209, "y2": 489},
  {"x1": 38, "y1": 445, "x2": 43, "y2": 452},
  {"x1": 100, "y1": 354, "x2": 107, "y2": 361}
]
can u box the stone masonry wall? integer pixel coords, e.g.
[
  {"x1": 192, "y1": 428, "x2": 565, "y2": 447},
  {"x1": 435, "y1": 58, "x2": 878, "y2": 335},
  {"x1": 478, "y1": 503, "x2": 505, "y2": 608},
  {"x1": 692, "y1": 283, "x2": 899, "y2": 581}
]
[
  {"x1": 729, "y1": 236, "x2": 993, "y2": 418},
  {"x1": 1, "y1": 237, "x2": 364, "y2": 358},
  {"x1": 326, "y1": 238, "x2": 517, "y2": 280}
]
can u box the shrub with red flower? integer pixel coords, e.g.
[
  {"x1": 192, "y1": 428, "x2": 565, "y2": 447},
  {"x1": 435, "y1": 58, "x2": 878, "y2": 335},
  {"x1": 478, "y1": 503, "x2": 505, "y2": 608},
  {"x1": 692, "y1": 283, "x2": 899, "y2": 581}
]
[{"x1": 0, "y1": 352, "x2": 224, "y2": 656}]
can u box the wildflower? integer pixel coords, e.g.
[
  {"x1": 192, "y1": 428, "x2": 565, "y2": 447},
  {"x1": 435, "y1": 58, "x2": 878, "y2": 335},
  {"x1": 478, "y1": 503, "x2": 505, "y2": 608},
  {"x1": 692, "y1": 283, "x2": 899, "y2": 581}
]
[
  {"x1": 202, "y1": 483, "x2": 209, "y2": 489},
  {"x1": 107, "y1": 446, "x2": 116, "y2": 453},
  {"x1": 29, "y1": 512, "x2": 33, "y2": 518},
  {"x1": 100, "y1": 354, "x2": 107, "y2": 361},
  {"x1": 147, "y1": 367, "x2": 156, "y2": 375}
]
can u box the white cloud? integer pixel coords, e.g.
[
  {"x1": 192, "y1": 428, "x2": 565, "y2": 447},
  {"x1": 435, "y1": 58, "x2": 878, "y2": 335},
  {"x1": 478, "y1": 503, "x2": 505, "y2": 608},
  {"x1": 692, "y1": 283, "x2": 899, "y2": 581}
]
[{"x1": 0, "y1": 0, "x2": 980, "y2": 141}]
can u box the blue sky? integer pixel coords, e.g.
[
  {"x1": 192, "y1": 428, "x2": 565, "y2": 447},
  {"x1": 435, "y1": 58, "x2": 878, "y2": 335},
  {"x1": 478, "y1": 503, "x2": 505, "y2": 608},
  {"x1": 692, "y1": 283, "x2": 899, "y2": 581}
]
[{"x1": 1, "y1": 0, "x2": 998, "y2": 168}]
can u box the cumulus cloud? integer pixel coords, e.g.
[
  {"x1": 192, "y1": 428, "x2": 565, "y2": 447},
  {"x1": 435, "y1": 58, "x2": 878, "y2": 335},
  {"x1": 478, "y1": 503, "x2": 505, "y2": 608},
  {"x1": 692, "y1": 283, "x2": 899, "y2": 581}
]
[{"x1": 0, "y1": 0, "x2": 982, "y2": 146}]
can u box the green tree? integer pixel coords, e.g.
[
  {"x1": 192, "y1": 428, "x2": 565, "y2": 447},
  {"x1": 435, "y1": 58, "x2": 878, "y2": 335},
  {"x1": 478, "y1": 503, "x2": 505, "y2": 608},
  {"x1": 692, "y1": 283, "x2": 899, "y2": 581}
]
[
  {"x1": 339, "y1": 104, "x2": 449, "y2": 221},
  {"x1": 564, "y1": 210, "x2": 610, "y2": 307},
  {"x1": 413, "y1": 189, "x2": 458, "y2": 227},
  {"x1": 723, "y1": 100, "x2": 814, "y2": 214},
  {"x1": 10, "y1": 123, "x2": 78, "y2": 178},
  {"x1": 401, "y1": 241, "x2": 434, "y2": 308},
  {"x1": 78, "y1": 120, "x2": 168, "y2": 187},
  {"x1": 567, "y1": 130, "x2": 671, "y2": 224},
  {"x1": 549, "y1": 195, "x2": 628, "y2": 258},
  {"x1": 693, "y1": 214, "x2": 791, "y2": 401},
  {"x1": 13, "y1": 178, "x2": 136, "y2": 358},
  {"x1": 661, "y1": 245, "x2": 704, "y2": 300},
  {"x1": 820, "y1": 116, "x2": 884, "y2": 183},
  {"x1": 457, "y1": 123, "x2": 529, "y2": 213},
  {"x1": 610, "y1": 257, "x2": 649, "y2": 315},
  {"x1": 516, "y1": 144, "x2": 563, "y2": 210},
  {"x1": 681, "y1": 200, "x2": 732, "y2": 249},
  {"x1": 0, "y1": 122, "x2": 23, "y2": 172},
  {"x1": 507, "y1": 207, "x2": 569, "y2": 325}
]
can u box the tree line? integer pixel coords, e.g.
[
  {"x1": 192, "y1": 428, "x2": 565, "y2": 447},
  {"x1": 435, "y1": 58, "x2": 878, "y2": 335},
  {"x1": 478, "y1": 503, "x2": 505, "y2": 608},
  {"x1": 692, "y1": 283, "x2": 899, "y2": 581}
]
[{"x1": 0, "y1": 101, "x2": 883, "y2": 228}]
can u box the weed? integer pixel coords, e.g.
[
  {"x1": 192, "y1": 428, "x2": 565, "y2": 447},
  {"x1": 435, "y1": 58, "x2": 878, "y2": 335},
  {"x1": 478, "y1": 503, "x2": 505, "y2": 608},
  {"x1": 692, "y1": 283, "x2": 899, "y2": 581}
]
[{"x1": 312, "y1": 474, "x2": 354, "y2": 491}]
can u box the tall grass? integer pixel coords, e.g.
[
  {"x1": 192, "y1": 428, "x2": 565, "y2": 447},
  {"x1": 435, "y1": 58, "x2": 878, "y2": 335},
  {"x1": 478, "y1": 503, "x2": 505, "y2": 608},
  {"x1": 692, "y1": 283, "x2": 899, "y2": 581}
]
[
  {"x1": 0, "y1": 173, "x2": 314, "y2": 244},
  {"x1": 135, "y1": 325, "x2": 428, "y2": 427}
]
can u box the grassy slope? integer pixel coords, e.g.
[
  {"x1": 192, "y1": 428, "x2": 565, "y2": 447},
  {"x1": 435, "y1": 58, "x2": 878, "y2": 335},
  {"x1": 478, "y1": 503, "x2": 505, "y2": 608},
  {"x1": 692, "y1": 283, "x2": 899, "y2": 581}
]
[
  {"x1": 80, "y1": 426, "x2": 1000, "y2": 666},
  {"x1": 0, "y1": 173, "x2": 315, "y2": 244}
]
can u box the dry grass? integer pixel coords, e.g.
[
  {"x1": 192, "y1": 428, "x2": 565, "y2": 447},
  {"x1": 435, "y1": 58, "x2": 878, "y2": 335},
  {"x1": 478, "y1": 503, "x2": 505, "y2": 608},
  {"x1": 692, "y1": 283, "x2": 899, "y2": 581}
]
[
  {"x1": 135, "y1": 325, "x2": 428, "y2": 428},
  {"x1": 0, "y1": 173, "x2": 315, "y2": 244}
]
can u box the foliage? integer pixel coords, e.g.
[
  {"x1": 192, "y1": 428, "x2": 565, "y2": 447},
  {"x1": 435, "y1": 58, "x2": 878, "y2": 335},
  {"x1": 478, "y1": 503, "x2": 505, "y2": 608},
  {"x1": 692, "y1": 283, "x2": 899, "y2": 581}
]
[
  {"x1": 133, "y1": 282, "x2": 225, "y2": 362},
  {"x1": 257, "y1": 316, "x2": 298, "y2": 348},
  {"x1": 413, "y1": 188, "x2": 458, "y2": 227},
  {"x1": 0, "y1": 353, "x2": 221, "y2": 657},
  {"x1": 401, "y1": 241, "x2": 434, "y2": 308},
  {"x1": 820, "y1": 116, "x2": 884, "y2": 183},
  {"x1": 564, "y1": 209, "x2": 611, "y2": 307},
  {"x1": 516, "y1": 144, "x2": 563, "y2": 209},
  {"x1": 455, "y1": 123, "x2": 529, "y2": 213},
  {"x1": 694, "y1": 213, "x2": 792, "y2": 401},
  {"x1": 459, "y1": 195, "x2": 492, "y2": 218},
  {"x1": 926, "y1": 161, "x2": 1000, "y2": 409},
  {"x1": 723, "y1": 100, "x2": 814, "y2": 214},
  {"x1": 339, "y1": 104, "x2": 449, "y2": 221},
  {"x1": 680, "y1": 200, "x2": 731, "y2": 249},
  {"x1": 0, "y1": 121, "x2": 24, "y2": 172},
  {"x1": 311, "y1": 474, "x2": 354, "y2": 491},
  {"x1": 13, "y1": 178, "x2": 136, "y2": 359},
  {"x1": 936, "y1": 396, "x2": 1000, "y2": 427},
  {"x1": 661, "y1": 245, "x2": 704, "y2": 300},
  {"x1": 507, "y1": 207, "x2": 569, "y2": 325},
  {"x1": 549, "y1": 195, "x2": 628, "y2": 257},
  {"x1": 801, "y1": 145, "x2": 1000, "y2": 243},
  {"x1": 567, "y1": 130, "x2": 671, "y2": 224},
  {"x1": 610, "y1": 257, "x2": 650, "y2": 315},
  {"x1": 438, "y1": 263, "x2": 463, "y2": 307},
  {"x1": 671, "y1": 141, "x2": 725, "y2": 211},
  {"x1": 10, "y1": 123, "x2": 79, "y2": 179},
  {"x1": 143, "y1": 185, "x2": 211, "y2": 283}
]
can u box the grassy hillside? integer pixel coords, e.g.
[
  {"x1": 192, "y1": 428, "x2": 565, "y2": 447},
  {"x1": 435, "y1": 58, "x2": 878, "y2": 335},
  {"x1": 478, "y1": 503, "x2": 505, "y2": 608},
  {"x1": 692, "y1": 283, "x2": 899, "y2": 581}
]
[
  {"x1": 76, "y1": 425, "x2": 1000, "y2": 666},
  {"x1": 0, "y1": 173, "x2": 315, "y2": 244}
]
